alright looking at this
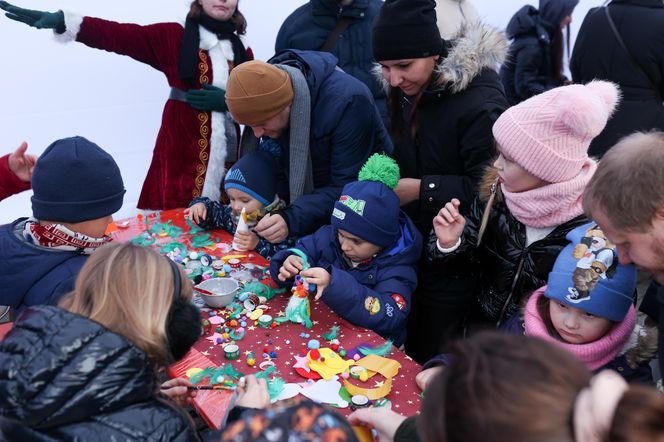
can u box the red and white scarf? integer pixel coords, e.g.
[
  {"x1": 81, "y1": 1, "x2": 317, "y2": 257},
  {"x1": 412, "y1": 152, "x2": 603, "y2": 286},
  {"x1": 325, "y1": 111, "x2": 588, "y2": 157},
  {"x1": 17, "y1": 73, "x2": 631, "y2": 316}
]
[{"x1": 23, "y1": 219, "x2": 112, "y2": 255}]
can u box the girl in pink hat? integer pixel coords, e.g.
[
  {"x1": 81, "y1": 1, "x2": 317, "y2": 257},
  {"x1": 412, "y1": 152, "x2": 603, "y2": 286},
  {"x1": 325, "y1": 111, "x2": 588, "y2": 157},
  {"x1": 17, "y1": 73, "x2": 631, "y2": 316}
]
[{"x1": 429, "y1": 80, "x2": 620, "y2": 332}]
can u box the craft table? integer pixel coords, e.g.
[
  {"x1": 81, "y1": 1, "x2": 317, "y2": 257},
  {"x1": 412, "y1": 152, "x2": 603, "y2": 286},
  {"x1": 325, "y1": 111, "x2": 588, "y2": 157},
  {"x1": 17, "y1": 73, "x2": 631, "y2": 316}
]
[{"x1": 109, "y1": 210, "x2": 422, "y2": 431}]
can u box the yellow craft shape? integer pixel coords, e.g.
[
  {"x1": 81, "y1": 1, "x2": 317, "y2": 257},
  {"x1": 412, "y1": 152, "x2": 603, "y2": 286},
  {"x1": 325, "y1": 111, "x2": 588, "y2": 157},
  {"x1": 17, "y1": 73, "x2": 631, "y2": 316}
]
[
  {"x1": 221, "y1": 254, "x2": 247, "y2": 262},
  {"x1": 308, "y1": 348, "x2": 355, "y2": 380},
  {"x1": 185, "y1": 367, "x2": 203, "y2": 378},
  {"x1": 249, "y1": 308, "x2": 264, "y2": 320},
  {"x1": 343, "y1": 354, "x2": 401, "y2": 400}
]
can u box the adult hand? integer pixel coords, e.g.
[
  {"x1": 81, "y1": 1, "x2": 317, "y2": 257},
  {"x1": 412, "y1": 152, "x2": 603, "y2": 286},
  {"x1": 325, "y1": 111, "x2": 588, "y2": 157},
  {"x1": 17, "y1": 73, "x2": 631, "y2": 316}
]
[
  {"x1": 184, "y1": 202, "x2": 207, "y2": 225},
  {"x1": 160, "y1": 377, "x2": 197, "y2": 407},
  {"x1": 233, "y1": 229, "x2": 259, "y2": 251},
  {"x1": 235, "y1": 375, "x2": 270, "y2": 409},
  {"x1": 278, "y1": 255, "x2": 303, "y2": 281},
  {"x1": 432, "y1": 198, "x2": 466, "y2": 248},
  {"x1": 394, "y1": 178, "x2": 421, "y2": 206},
  {"x1": 348, "y1": 407, "x2": 406, "y2": 442},
  {"x1": 300, "y1": 267, "x2": 330, "y2": 300},
  {"x1": 0, "y1": 2, "x2": 65, "y2": 33},
  {"x1": 8, "y1": 141, "x2": 36, "y2": 182},
  {"x1": 185, "y1": 83, "x2": 228, "y2": 112},
  {"x1": 255, "y1": 213, "x2": 289, "y2": 243},
  {"x1": 415, "y1": 366, "x2": 443, "y2": 391}
]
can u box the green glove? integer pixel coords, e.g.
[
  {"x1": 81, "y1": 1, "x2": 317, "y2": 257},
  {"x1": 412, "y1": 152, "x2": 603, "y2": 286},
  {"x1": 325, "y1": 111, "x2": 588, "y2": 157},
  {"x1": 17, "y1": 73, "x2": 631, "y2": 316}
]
[
  {"x1": 185, "y1": 83, "x2": 228, "y2": 112},
  {"x1": 0, "y1": 1, "x2": 65, "y2": 33}
]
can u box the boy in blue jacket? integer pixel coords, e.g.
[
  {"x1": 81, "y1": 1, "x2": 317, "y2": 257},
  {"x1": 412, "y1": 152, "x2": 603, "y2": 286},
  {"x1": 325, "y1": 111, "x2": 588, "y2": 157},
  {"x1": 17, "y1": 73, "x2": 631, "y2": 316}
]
[
  {"x1": 186, "y1": 150, "x2": 295, "y2": 259},
  {"x1": 270, "y1": 154, "x2": 422, "y2": 347}
]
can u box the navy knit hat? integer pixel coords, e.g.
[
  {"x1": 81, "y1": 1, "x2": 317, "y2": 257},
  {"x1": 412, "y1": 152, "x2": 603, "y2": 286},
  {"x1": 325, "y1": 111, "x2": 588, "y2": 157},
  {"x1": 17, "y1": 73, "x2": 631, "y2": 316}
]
[
  {"x1": 331, "y1": 154, "x2": 400, "y2": 248},
  {"x1": 224, "y1": 151, "x2": 278, "y2": 206},
  {"x1": 544, "y1": 222, "x2": 636, "y2": 322},
  {"x1": 372, "y1": 0, "x2": 444, "y2": 61},
  {"x1": 31, "y1": 136, "x2": 125, "y2": 223}
]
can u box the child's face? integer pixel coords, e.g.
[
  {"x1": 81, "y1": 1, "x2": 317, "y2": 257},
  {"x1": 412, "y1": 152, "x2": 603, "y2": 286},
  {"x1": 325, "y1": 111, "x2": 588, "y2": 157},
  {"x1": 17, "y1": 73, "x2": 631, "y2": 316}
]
[
  {"x1": 549, "y1": 300, "x2": 613, "y2": 344},
  {"x1": 199, "y1": 0, "x2": 237, "y2": 21},
  {"x1": 493, "y1": 147, "x2": 549, "y2": 193},
  {"x1": 227, "y1": 188, "x2": 264, "y2": 215},
  {"x1": 337, "y1": 229, "x2": 382, "y2": 262}
]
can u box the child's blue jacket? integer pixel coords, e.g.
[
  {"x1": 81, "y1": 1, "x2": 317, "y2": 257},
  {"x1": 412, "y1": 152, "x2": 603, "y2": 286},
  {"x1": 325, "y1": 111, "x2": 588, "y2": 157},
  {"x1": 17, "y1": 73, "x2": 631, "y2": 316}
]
[{"x1": 270, "y1": 212, "x2": 422, "y2": 346}]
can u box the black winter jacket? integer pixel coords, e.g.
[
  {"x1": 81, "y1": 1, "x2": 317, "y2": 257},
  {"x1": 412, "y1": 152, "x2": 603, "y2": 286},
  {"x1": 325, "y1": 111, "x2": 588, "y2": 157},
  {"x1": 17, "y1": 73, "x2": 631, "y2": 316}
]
[
  {"x1": 500, "y1": 0, "x2": 578, "y2": 105},
  {"x1": 390, "y1": 22, "x2": 508, "y2": 240},
  {"x1": 428, "y1": 173, "x2": 588, "y2": 324},
  {"x1": 570, "y1": 0, "x2": 664, "y2": 157},
  {"x1": 0, "y1": 306, "x2": 198, "y2": 441}
]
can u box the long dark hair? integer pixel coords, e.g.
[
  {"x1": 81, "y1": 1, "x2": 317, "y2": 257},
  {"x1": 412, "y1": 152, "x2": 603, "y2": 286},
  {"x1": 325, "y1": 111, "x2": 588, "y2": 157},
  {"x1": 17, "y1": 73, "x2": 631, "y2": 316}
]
[
  {"x1": 187, "y1": 1, "x2": 247, "y2": 34},
  {"x1": 550, "y1": 27, "x2": 564, "y2": 84}
]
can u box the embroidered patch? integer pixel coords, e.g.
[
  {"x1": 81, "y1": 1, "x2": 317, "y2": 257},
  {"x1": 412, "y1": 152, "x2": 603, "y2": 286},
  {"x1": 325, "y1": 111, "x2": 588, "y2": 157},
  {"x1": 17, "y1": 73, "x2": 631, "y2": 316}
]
[
  {"x1": 225, "y1": 168, "x2": 246, "y2": 183},
  {"x1": 364, "y1": 297, "x2": 381, "y2": 315},
  {"x1": 339, "y1": 195, "x2": 366, "y2": 216},
  {"x1": 391, "y1": 294, "x2": 406, "y2": 311},
  {"x1": 385, "y1": 304, "x2": 394, "y2": 317},
  {"x1": 332, "y1": 208, "x2": 346, "y2": 220},
  {"x1": 567, "y1": 224, "x2": 617, "y2": 303}
]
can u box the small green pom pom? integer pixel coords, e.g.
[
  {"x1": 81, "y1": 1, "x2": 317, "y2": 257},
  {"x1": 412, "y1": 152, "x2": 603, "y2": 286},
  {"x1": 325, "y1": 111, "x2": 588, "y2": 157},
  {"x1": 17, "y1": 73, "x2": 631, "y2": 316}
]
[{"x1": 358, "y1": 153, "x2": 400, "y2": 190}]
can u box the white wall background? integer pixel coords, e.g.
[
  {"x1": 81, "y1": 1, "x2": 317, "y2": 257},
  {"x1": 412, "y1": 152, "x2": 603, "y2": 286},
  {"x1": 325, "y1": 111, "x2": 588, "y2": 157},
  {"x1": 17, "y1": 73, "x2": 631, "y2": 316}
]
[{"x1": 0, "y1": 0, "x2": 599, "y2": 224}]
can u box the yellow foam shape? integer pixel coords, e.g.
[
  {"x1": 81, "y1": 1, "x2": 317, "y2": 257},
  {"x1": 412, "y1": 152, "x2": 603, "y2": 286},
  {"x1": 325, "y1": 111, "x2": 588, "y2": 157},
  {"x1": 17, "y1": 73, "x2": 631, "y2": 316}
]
[
  {"x1": 249, "y1": 309, "x2": 264, "y2": 320},
  {"x1": 308, "y1": 348, "x2": 355, "y2": 380},
  {"x1": 185, "y1": 367, "x2": 203, "y2": 378}
]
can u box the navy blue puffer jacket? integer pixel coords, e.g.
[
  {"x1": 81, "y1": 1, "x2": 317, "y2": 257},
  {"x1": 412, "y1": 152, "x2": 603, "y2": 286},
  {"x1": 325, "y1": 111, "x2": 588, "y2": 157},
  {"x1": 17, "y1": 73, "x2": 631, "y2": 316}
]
[{"x1": 0, "y1": 306, "x2": 198, "y2": 441}]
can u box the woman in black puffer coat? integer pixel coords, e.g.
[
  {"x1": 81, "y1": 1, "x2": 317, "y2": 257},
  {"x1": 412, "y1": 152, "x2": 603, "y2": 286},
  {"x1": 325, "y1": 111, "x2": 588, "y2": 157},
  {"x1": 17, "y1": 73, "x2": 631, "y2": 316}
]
[{"x1": 0, "y1": 243, "x2": 202, "y2": 441}]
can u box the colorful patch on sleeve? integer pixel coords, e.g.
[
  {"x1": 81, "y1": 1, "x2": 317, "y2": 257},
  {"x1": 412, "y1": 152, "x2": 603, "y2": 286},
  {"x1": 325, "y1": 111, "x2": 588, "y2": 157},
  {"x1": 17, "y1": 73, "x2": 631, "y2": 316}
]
[
  {"x1": 364, "y1": 296, "x2": 381, "y2": 315},
  {"x1": 391, "y1": 294, "x2": 406, "y2": 311}
]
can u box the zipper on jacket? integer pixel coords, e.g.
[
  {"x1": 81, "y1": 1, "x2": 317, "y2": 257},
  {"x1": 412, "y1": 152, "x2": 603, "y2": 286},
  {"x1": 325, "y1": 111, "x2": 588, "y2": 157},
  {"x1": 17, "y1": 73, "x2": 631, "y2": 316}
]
[{"x1": 496, "y1": 234, "x2": 528, "y2": 327}]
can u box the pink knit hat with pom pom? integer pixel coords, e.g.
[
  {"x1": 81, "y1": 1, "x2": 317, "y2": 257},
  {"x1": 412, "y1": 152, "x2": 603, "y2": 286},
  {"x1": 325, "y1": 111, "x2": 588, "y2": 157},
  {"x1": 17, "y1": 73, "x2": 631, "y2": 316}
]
[{"x1": 492, "y1": 81, "x2": 620, "y2": 183}]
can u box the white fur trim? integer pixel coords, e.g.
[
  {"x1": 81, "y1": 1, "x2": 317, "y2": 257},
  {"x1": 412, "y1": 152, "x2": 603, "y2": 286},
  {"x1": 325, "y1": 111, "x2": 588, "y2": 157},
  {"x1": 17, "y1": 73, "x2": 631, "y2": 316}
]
[
  {"x1": 201, "y1": 29, "x2": 234, "y2": 200},
  {"x1": 53, "y1": 10, "x2": 83, "y2": 43}
]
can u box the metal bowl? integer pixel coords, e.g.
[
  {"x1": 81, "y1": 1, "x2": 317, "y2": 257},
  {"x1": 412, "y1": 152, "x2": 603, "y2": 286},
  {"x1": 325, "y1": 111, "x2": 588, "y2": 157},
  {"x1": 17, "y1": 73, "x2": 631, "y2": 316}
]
[{"x1": 194, "y1": 278, "x2": 239, "y2": 308}]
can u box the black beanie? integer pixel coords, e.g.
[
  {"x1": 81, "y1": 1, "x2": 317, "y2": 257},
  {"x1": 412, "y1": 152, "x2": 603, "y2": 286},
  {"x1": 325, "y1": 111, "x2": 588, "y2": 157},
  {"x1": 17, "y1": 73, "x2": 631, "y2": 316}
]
[
  {"x1": 372, "y1": 0, "x2": 444, "y2": 61},
  {"x1": 31, "y1": 136, "x2": 125, "y2": 223},
  {"x1": 224, "y1": 150, "x2": 278, "y2": 206}
]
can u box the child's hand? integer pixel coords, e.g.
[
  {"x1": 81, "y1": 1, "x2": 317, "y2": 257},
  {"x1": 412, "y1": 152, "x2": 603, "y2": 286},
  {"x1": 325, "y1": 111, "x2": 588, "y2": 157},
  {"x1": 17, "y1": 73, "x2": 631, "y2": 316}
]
[
  {"x1": 235, "y1": 375, "x2": 270, "y2": 409},
  {"x1": 278, "y1": 255, "x2": 304, "y2": 281},
  {"x1": 348, "y1": 407, "x2": 406, "y2": 442},
  {"x1": 301, "y1": 267, "x2": 330, "y2": 301},
  {"x1": 415, "y1": 366, "x2": 444, "y2": 391},
  {"x1": 185, "y1": 203, "x2": 207, "y2": 225},
  {"x1": 233, "y1": 229, "x2": 259, "y2": 251},
  {"x1": 160, "y1": 377, "x2": 196, "y2": 407},
  {"x1": 433, "y1": 199, "x2": 466, "y2": 248}
]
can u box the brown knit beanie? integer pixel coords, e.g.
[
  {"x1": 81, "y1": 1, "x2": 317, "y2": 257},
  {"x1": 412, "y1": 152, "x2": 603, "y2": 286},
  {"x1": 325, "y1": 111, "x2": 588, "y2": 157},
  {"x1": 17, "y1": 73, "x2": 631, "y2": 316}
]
[{"x1": 225, "y1": 60, "x2": 294, "y2": 126}]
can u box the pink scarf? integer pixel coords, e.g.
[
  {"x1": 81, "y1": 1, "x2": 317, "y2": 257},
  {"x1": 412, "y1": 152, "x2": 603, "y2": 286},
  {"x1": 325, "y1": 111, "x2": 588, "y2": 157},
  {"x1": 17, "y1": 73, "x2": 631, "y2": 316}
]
[
  {"x1": 23, "y1": 218, "x2": 112, "y2": 255},
  {"x1": 501, "y1": 159, "x2": 597, "y2": 228},
  {"x1": 523, "y1": 287, "x2": 635, "y2": 371}
]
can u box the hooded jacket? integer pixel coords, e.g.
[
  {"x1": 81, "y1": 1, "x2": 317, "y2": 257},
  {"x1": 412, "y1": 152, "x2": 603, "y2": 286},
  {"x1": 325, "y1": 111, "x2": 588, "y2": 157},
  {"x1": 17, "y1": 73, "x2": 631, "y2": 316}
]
[
  {"x1": 0, "y1": 306, "x2": 198, "y2": 441},
  {"x1": 242, "y1": 49, "x2": 392, "y2": 238},
  {"x1": 428, "y1": 168, "x2": 589, "y2": 324},
  {"x1": 270, "y1": 212, "x2": 422, "y2": 347},
  {"x1": 500, "y1": 0, "x2": 578, "y2": 105},
  {"x1": 275, "y1": 0, "x2": 389, "y2": 125},
  {"x1": 571, "y1": 0, "x2": 664, "y2": 157},
  {"x1": 0, "y1": 218, "x2": 88, "y2": 312}
]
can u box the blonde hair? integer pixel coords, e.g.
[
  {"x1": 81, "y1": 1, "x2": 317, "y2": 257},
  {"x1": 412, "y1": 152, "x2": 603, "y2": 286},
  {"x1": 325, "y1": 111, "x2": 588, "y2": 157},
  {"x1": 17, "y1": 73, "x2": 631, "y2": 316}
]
[
  {"x1": 59, "y1": 243, "x2": 191, "y2": 366},
  {"x1": 584, "y1": 131, "x2": 664, "y2": 232}
]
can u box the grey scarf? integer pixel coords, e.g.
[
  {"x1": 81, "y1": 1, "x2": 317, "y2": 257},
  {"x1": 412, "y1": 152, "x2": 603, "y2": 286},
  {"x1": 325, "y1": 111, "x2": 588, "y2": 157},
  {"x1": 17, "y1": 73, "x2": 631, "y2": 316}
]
[{"x1": 240, "y1": 64, "x2": 314, "y2": 203}]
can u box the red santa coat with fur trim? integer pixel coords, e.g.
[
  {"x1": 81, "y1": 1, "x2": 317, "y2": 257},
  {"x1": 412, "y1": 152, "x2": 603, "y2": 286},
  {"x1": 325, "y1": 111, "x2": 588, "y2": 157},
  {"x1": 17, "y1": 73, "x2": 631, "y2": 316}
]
[{"x1": 63, "y1": 15, "x2": 250, "y2": 210}]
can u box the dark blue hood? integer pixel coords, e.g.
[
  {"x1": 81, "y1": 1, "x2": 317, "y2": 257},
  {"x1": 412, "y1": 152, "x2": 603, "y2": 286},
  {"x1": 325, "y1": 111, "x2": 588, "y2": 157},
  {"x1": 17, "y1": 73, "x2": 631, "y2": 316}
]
[
  {"x1": 312, "y1": 0, "x2": 370, "y2": 18},
  {"x1": 269, "y1": 49, "x2": 340, "y2": 105},
  {"x1": 539, "y1": 0, "x2": 578, "y2": 27}
]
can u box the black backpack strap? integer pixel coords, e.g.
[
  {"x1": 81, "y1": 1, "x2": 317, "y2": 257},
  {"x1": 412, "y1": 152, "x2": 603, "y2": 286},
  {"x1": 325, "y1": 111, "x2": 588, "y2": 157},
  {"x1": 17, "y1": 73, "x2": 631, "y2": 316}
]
[
  {"x1": 604, "y1": 6, "x2": 662, "y2": 102},
  {"x1": 319, "y1": 17, "x2": 354, "y2": 52}
]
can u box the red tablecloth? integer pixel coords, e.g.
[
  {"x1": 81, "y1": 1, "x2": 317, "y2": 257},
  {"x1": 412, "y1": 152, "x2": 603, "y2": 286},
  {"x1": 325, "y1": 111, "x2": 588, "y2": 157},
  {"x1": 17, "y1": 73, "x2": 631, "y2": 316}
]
[{"x1": 110, "y1": 210, "x2": 422, "y2": 431}]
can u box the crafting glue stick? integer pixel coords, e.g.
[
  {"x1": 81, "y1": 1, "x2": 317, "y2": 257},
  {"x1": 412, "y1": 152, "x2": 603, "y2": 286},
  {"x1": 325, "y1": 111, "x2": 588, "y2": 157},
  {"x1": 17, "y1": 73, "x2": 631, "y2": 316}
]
[{"x1": 232, "y1": 207, "x2": 250, "y2": 251}]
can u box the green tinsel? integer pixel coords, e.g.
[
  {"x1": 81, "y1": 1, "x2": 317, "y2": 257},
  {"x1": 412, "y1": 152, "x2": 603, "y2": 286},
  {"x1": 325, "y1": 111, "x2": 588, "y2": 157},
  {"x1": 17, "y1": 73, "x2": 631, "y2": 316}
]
[
  {"x1": 357, "y1": 153, "x2": 400, "y2": 190},
  {"x1": 189, "y1": 367, "x2": 216, "y2": 384},
  {"x1": 130, "y1": 232, "x2": 156, "y2": 247},
  {"x1": 185, "y1": 217, "x2": 204, "y2": 234},
  {"x1": 158, "y1": 241, "x2": 188, "y2": 254},
  {"x1": 210, "y1": 364, "x2": 244, "y2": 385},
  {"x1": 322, "y1": 325, "x2": 339, "y2": 341},
  {"x1": 241, "y1": 282, "x2": 286, "y2": 301},
  {"x1": 357, "y1": 340, "x2": 394, "y2": 357}
]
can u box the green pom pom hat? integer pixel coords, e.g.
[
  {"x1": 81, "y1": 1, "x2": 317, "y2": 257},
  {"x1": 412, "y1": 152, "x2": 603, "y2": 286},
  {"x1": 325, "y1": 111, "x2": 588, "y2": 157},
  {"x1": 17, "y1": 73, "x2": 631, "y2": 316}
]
[{"x1": 331, "y1": 154, "x2": 402, "y2": 247}]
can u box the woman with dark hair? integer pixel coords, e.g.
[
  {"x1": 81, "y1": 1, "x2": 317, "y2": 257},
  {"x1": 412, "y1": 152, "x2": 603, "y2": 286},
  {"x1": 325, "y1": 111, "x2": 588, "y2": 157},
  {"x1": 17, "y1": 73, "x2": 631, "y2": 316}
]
[
  {"x1": 500, "y1": 0, "x2": 578, "y2": 105},
  {"x1": 371, "y1": 0, "x2": 508, "y2": 363},
  {"x1": 0, "y1": 0, "x2": 251, "y2": 210}
]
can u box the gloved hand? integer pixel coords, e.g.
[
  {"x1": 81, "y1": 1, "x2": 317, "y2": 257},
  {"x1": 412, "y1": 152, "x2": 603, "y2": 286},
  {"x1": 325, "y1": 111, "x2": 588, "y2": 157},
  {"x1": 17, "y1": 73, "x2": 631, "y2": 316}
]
[
  {"x1": 0, "y1": 1, "x2": 65, "y2": 33},
  {"x1": 185, "y1": 83, "x2": 228, "y2": 112}
]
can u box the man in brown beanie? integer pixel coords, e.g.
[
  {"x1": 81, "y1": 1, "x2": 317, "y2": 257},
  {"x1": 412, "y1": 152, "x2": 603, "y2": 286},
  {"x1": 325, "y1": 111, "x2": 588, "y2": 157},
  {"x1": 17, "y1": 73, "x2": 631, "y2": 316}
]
[{"x1": 226, "y1": 49, "x2": 392, "y2": 242}]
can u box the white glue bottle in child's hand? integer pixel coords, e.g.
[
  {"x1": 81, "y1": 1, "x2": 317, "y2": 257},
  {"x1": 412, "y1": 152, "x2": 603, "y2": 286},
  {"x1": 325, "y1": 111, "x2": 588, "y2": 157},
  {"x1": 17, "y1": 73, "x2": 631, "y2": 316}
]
[{"x1": 232, "y1": 207, "x2": 250, "y2": 251}]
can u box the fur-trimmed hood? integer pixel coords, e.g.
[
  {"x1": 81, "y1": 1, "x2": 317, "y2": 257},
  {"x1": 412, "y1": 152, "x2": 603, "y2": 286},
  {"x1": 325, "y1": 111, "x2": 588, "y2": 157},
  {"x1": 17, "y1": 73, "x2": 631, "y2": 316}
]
[{"x1": 375, "y1": 21, "x2": 507, "y2": 95}]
